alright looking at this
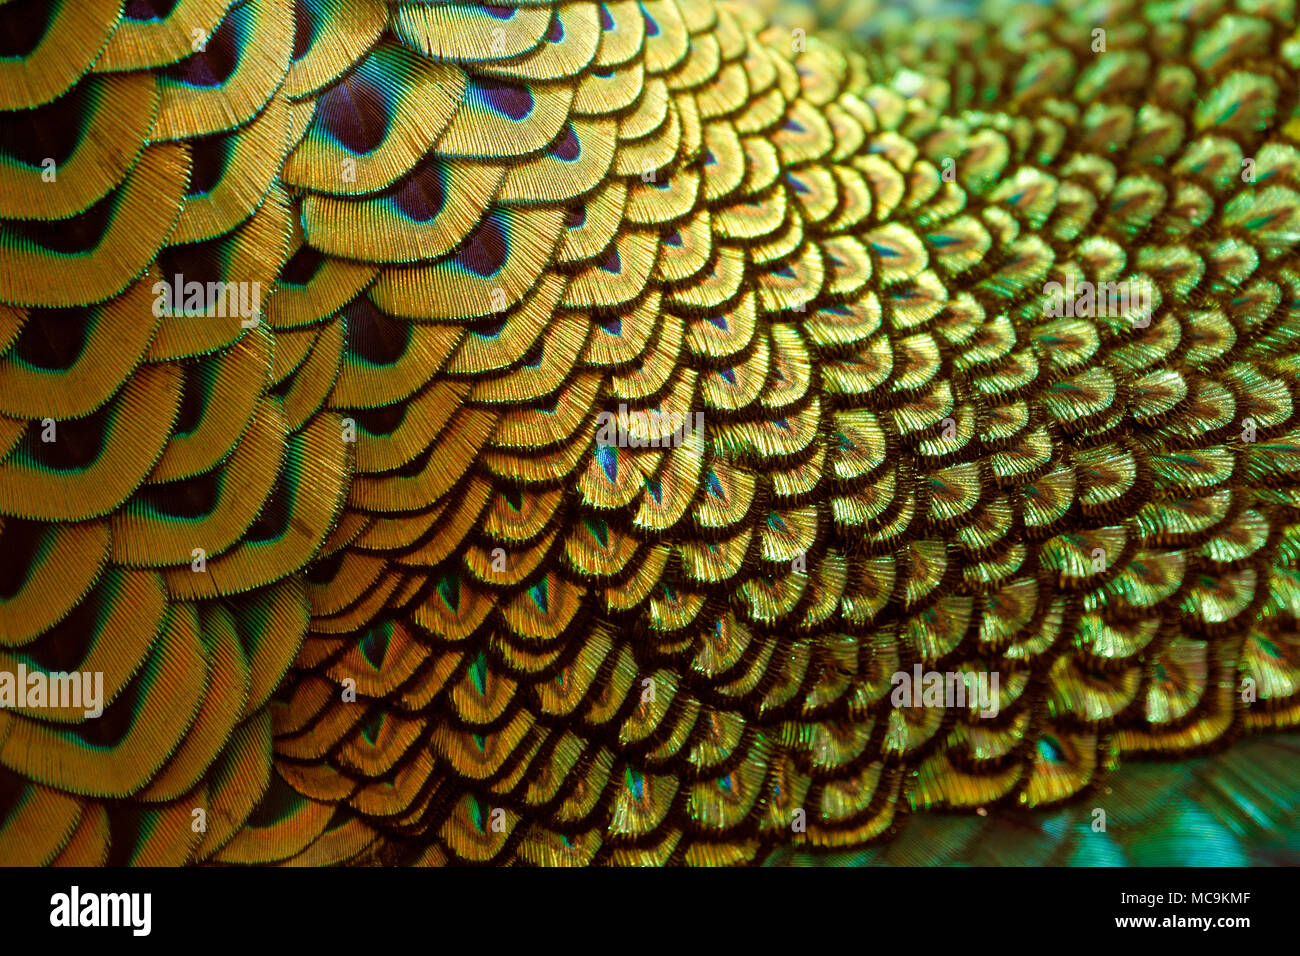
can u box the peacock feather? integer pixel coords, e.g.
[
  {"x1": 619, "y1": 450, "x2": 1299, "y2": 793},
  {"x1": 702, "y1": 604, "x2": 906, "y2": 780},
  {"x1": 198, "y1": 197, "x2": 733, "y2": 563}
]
[{"x1": 1, "y1": 0, "x2": 1299, "y2": 867}]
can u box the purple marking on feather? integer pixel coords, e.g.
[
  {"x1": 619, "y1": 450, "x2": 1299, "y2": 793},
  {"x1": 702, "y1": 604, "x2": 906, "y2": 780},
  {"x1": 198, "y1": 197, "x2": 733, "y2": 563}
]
[
  {"x1": 600, "y1": 314, "x2": 622, "y2": 335},
  {"x1": 476, "y1": 316, "x2": 506, "y2": 337},
  {"x1": 481, "y1": 4, "x2": 515, "y2": 19},
  {"x1": 318, "y1": 77, "x2": 390, "y2": 154},
  {"x1": 640, "y1": 3, "x2": 659, "y2": 35},
  {"x1": 702, "y1": 148, "x2": 716, "y2": 165},
  {"x1": 125, "y1": 0, "x2": 165, "y2": 20},
  {"x1": 787, "y1": 173, "x2": 809, "y2": 193},
  {"x1": 600, "y1": 4, "x2": 614, "y2": 29},
  {"x1": 456, "y1": 216, "x2": 508, "y2": 277},
  {"x1": 600, "y1": 247, "x2": 622, "y2": 274},
  {"x1": 158, "y1": 242, "x2": 224, "y2": 290},
  {"x1": 0, "y1": 1, "x2": 53, "y2": 57},
  {"x1": 548, "y1": 16, "x2": 564, "y2": 42},
  {"x1": 828, "y1": 254, "x2": 844, "y2": 268},
  {"x1": 551, "y1": 123, "x2": 580, "y2": 161},
  {"x1": 186, "y1": 136, "x2": 229, "y2": 196},
  {"x1": 566, "y1": 203, "x2": 587, "y2": 228},
  {"x1": 664, "y1": 228, "x2": 683, "y2": 247},
  {"x1": 292, "y1": 0, "x2": 314, "y2": 61},
  {"x1": 708, "y1": 314, "x2": 729, "y2": 330},
  {"x1": 170, "y1": 13, "x2": 239, "y2": 88},
  {"x1": 344, "y1": 298, "x2": 409, "y2": 365},
  {"x1": 477, "y1": 80, "x2": 533, "y2": 120},
  {"x1": 281, "y1": 245, "x2": 326, "y2": 286},
  {"x1": 774, "y1": 265, "x2": 795, "y2": 278},
  {"x1": 173, "y1": 56, "x2": 222, "y2": 88},
  {"x1": 720, "y1": 368, "x2": 737, "y2": 385},
  {"x1": 392, "y1": 165, "x2": 445, "y2": 223},
  {"x1": 784, "y1": 118, "x2": 805, "y2": 132}
]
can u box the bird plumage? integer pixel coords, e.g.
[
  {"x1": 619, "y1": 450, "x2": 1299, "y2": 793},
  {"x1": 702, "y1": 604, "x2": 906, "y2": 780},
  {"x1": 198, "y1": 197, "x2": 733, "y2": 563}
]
[{"x1": 0, "y1": 0, "x2": 1299, "y2": 866}]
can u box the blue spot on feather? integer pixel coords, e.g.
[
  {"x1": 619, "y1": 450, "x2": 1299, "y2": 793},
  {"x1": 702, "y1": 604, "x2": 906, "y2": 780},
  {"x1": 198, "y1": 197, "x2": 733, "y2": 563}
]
[
  {"x1": 627, "y1": 768, "x2": 645, "y2": 801},
  {"x1": 586, "y1": 518, "x2": 609, "y2": 547},
  {"x1": 359, "y1": 626, "x2": 389, "y2": 668},
  {"x1": 436, "y1": 574, "x2": 461, "y2": 612},
  {"x1": 529, "y1": 578, "x2": 549, "y2": 614},
  {"x1": 596, "y1": 442, "x2": 618, "y2": 482},
  {"x1": 360, "y1": 712, "x2": 383, "y2": 745},
  {"x1": 706, "y1": 469, "x2": 724, "y2": 499}
]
